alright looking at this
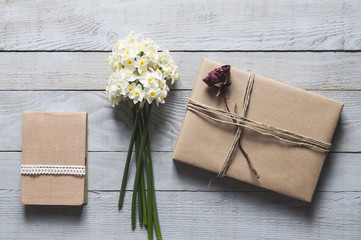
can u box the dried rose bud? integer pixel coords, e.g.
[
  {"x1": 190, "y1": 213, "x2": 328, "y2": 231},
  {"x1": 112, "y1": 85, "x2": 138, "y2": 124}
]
[{"x1": 203, "y1": 65, "x2": 231, "y2": 87}]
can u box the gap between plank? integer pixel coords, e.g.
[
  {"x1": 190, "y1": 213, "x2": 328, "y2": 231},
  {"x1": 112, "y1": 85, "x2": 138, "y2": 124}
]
[
  {"x1": 0, "y1": 150, "x2": 360, "y2": 154},
  {"x1": 1, "y1": 50, "x2": 361, "y2": 53},
  {"x1": 0, "y1": 189, "x2": 359, "y2": 193},
  {"x1": 0, "y1": 89, "x2": 360, "y2": 92}
]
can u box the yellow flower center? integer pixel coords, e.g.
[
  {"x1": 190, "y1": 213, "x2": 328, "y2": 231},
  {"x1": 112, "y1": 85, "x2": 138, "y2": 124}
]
[
  {"x1": 150, "y1": 91, "x2": 156, "y2": 97},
  {"x1": 125, "y1": 49, "x2": 130, "y2": 56},
  {"x1": 158, "y1": 81, "x2": 164, "y2": 88},
  {"x1": 116, "y1": 84, "x2": 121, "y2": 89},
  {"x1": 159, "y1": 94, "x2": 163, "y2": 100},
  {"x1": 148, "y1": 77, "x2": 153, "y2": 83},
  {"x1": 128, "y1": 87, "x2": 134, "y2": 92},
  {"x1": 113, "y1": 62, "x2": 118, "y2": 69},
  {"x1": 140, "y1": 60, "x2": 146, "y2": 66},
  {"x1": 137, "y1": 43, "x2": 143, "y2": 50},
  {"x1": 134, "y1": 91, "x2": 139, "y2": 96},
  {"x1": 127, "y1": 59, "x2": 133, "y2": 65}
]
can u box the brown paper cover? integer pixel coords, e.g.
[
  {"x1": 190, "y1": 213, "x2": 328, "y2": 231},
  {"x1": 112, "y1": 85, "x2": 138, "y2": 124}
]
[
  {"x1": 21, "y1": 112, "x2": 88, "y2": 205},
  {"x1": 173, "y1": 58, "x2": 343, "y2": 202}
]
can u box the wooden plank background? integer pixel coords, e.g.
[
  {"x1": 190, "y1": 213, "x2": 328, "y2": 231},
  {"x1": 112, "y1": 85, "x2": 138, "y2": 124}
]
[{"x1": 0, "y1": 0, "x2": 360, "y2": 239}]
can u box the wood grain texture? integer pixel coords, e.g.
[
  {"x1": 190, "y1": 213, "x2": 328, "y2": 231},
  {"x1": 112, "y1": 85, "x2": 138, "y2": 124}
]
[
  {"x1": 1, "y1": 52, "x2": 361, "y2": 90},
  {"x1": 2, "y1": 152, "x2": 360, "y2": 192},
  {"x1": 0, "y1": 190, "x2": 360, "y2": 240},
  {"x1": 1, "y1": 0, "x2": 361, "y2": 51},
  {"x1": 1, "y1": 0, "x2": 361, "y2": 238},
  {"x1": 0, "y1": 90, "x2": 358, "y2": 152}
]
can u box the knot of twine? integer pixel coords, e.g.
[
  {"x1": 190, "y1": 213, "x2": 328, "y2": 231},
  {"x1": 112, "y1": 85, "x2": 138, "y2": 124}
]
[{"x1": 186, "y1": 70, "x2": 332, "y2": 179}]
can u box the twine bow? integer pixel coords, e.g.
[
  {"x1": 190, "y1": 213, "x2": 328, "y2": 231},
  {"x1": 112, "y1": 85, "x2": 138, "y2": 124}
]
[{"x1": 186, "y1": 70, "x2": 332, "y2": 179}]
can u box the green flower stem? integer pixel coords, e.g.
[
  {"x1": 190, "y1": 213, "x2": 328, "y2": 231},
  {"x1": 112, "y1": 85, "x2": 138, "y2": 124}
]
[
  {"x1": 137, "y1": 110, "x2": 148, "y2": 226},
  {"x1": 138, "y1": 191, "x2": 143, "y2": 224},
  {"x1": 131, "y1": 103, "x2": 152, "y2": 229},
  {"x1": 147, "y1": 145, "x2": 163, "y2": 240},
  {"x1": 140, "y1": 165, "x2": 148, "y2": 225},
  {"x1": 152, "y1": 186, "x2": 162, "y2": 240},
  {"x1": 145, "y1": 142, "x2": 153, "y2": 239},
  {"x1": 143, "y1": 107, "x2": 163, "y2": 240},
  {"x1": 145, "y1": 134, "x2": 162, "y2": 240},
  {"x1": 118, "y1": 105, "x2": 141, "y2": 209},
  {"x1": 134, "y1": 120, "x2": 143, "y2": 224}
]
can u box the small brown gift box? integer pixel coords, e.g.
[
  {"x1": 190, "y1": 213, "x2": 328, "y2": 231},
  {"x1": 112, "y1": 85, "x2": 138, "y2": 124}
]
[
  {"x1": 21, "y1": 112, "x2": 88, "y2": 205},
  {"x1": 173, "y1": 58, "x2": 343, "y2": 202}
]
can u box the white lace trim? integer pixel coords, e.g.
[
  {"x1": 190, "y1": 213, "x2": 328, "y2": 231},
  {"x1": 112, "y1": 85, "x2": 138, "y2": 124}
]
[{"x1": 21, "y1": 165, "x2": 86, "y2": 176}]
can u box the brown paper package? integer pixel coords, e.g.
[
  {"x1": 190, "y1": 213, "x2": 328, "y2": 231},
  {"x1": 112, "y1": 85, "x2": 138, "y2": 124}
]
[
  {"x1": 173, "y1": 58, "x2": 343, "y2": 202},
  {"x1": 21, "y1": 112, "x2": 88, "y2": 205}
]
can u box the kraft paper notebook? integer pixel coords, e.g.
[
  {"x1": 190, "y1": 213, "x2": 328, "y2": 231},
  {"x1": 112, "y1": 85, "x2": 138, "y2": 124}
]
[{"x1": 20, "y1": 112, "x2": 88, "y2": 206}]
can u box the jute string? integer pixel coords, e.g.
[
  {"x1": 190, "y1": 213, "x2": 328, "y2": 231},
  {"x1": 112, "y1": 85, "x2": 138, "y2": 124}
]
[{"x1": 186, "y1": 70, "x2": 332, "y2": 178}]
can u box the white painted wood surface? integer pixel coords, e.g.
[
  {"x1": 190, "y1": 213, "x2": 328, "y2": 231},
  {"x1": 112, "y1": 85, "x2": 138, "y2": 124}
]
[
  {"x1": 0, "y1": 91, "x2": 359, "y2": 152},
  {"x1": 1, "y1": 52, "x2": 361, "y2": 90},
  {"x1": 1, "y1": 191, "x2": 360, "y2": 240},
  {"x1": 0, "y1": 1, "x2": 360, "y2": 239},
  {"x1": 1, "y1": 152, "x2": 360, "y2": 192},
  {"x1": 1, "y1": 0, "x2": 361, "y2": 51}
]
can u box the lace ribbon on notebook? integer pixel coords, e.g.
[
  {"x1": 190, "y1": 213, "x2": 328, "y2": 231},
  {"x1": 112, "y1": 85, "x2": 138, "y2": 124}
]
[
  {"x1": 21, "y1": 165, "x2": 86, "y2": 176},
  {"x1": 186, "y1": 70, "x2": 332, "y2": 178}
]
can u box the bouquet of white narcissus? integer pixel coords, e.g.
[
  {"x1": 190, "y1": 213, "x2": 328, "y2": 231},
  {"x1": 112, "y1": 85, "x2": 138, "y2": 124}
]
[
  {"x1": 106, "y1": 32, "x2": 178, "y2": 107},
  {"x1": 106, "y1": 32, "x2": 178, "y2": 240}
]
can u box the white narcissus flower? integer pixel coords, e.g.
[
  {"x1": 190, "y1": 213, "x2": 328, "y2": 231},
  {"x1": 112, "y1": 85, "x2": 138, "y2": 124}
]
[
  {"x1": 157, "y1": 78, "x2": 166, "y2": 89},
  {"x1": 113, "y1": 40, "x2": 125, "y2": 51},
  {"x1": 134, "y1": 56, "x2": 149, "y2": 73},
  {"x1": 106, "y1": 86, "x2": 123, "y2": 108},
  {"x1": 126, "y1": 31, "x2": 142, "y2": 46},
  {"x1": 136, "y1": 41, "x2": 145, "y2": 52},
  {"x1": 144, "y1": 86, "x2": 160, "y2": 104},
  {"x1": 120, "y1": 48, "x2": 136, "y2": 59},
  {"x1": 107, "y1": 71, "x2": 120, "y2": 85},
  {"x1": 171, "y1": 72, "x2": 179, "y2": 85},
  {"x1": 156, "y1": 86, "x2": 169, "y2": 106},
  {"x1": 155, "y1": 68, "x2": 163, "y2": 78},
  {"x1": 143, "y1": 43, "x2": 159, "y2": 62},
  {"x1": 122, "y1": 57, "x2": 136, "y2": 72},
  {"x1": 109, "y1": 83, "x2": 125, "y2": 97},
  {"x1": 127, "y1": 83, "x2": 144, "y2": 104},
  {"x1": 140, "y1": 71, "x2": 159, "y2": 88},
  {"x1": 120, "y1": 68, "x2": 137, "y2": 82}
]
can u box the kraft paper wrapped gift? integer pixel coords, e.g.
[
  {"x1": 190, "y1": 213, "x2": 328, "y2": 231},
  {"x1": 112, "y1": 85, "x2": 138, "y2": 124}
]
[
  {"x1": 21, "y1": 112, "x2": 88, "y2": 205},
  {"x1": 173, "y1": 58, "x2": 343, "y2": 202}
]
